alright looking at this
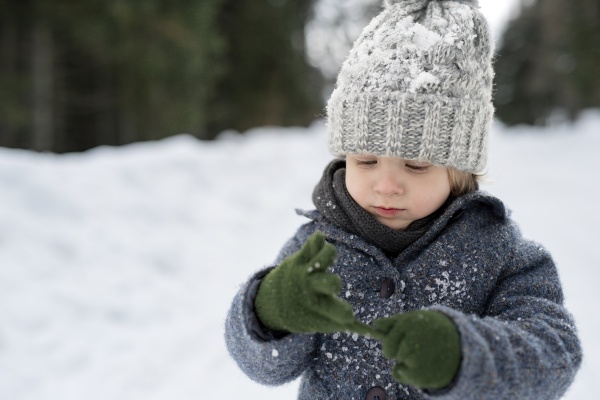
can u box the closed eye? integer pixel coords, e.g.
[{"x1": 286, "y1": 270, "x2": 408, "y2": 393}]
[
  {"x1": 405, "y1": 163, "x2": 430, "y2": 173},
  {"x1": 353, "y1": 156, "x2": 378, "y2": 167},
  {"x1": 356, "y1": 160, "x2": 377, "y2": 166}
]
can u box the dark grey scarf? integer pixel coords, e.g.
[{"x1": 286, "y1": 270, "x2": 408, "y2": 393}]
[{"x1": 313, "y1": 159, "x2": 449, "y2": 257}]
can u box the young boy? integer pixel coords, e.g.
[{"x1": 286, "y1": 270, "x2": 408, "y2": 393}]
[{"x1": 225, "y1": 0, "x2": 582, "y2": 399}]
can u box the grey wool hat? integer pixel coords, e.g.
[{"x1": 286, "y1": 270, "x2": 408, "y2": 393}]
[{"x1": 327, "y1": 0, "x2": 495, "y2": 173}]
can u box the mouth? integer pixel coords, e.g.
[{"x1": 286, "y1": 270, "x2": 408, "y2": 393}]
[{"x1": 373, "y1": 206, "x2": 405, "y2": 217}]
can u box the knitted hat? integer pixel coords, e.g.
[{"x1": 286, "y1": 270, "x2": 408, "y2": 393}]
[{"x1": 327, "y1": 0, "x2": 495, "y2": 173}]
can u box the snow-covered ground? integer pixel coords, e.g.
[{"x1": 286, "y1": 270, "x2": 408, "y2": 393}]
[{"x1": 0, "y1": 111, "x2": 599, "y2": 399}]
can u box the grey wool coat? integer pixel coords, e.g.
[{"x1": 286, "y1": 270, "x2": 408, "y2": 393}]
[{"x1": 225, "y1": 192, "x2": 582, "y2": 399}]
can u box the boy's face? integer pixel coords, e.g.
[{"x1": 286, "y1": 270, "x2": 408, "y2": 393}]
[{"x1": 345, "y1": 154, "x2": 451, "y2": 231}]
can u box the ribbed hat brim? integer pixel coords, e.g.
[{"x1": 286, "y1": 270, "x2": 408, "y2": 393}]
[{"x1": 327, "y1": 90, "x2": 494, "y2": 173}]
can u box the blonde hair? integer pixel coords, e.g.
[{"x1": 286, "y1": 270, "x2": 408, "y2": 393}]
[{"x1": 447, "y1": 168, "x2": 483, "y2": 197}]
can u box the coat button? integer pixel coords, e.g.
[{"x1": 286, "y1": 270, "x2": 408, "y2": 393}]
[
  {"x1": 365, "y1": 386, "x2": 388, "y2": 400},
  {"x1": 380, "y1": 278, "x2": 395, "y2": 298}
]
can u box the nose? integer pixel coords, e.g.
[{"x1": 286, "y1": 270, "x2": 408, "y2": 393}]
[{"x1": 373, "y1": 167, "x2": 404, "y2": 196}]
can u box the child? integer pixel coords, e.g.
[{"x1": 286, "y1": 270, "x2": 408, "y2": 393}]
[{"x1": 225, "y1": 0, "x2": 582, "y2": 398}]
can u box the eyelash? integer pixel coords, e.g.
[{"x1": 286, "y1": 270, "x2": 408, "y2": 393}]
[
  {"x1": 406, "y1": 164, "x2": 429, "y2": 172},
  {"x1": 356, "y1": 160, "x2": 377, "y2": 166},
  {"x1": 354, "y1": 159, "x2": 430, "y2": 172}
]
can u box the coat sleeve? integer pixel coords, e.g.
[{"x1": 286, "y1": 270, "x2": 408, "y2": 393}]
[
  {"x1": 431, "y1": 232, "x2": 582, "y2": 400},
  {"x1": 224, "y1": 222, "x2": 319, "y2": 386}
]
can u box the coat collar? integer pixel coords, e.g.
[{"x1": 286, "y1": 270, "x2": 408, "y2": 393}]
[{"x1": 295, "y1": 191, "x2": 507, "y2": 264}]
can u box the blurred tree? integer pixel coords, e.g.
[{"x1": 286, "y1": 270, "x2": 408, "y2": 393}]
[
  {"x1": 0, "y1": 1, "x2": 30, "y2": 149},
  {"x1": 52, "y1": 0, "x2": 227, "y2": 149},
  {"x1": 0, "y1": 0, "x2": 227, "y2": 151},
  {"x1": 306, "y1": 0, "x2": 381, "y2": 80},
  {"x1": 494, "y1": 0, "x2": 600, "y2": 126},
  {"x1": 0, "y1": 0, "x2": 324, "y2": 151},
  {"x1": 207, "y1": 0, "x2": 324, "y2": 138}
]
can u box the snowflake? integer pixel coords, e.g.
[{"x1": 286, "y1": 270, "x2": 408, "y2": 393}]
[{"x1": 425, "y1": 270, "x2": 467, "y2": 303}]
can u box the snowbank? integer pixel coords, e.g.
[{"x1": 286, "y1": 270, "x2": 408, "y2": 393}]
[{"x1": 1, "y1": 111, "x2": 599, "y2": 399}]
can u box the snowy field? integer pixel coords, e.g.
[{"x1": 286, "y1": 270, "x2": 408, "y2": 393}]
[{"x1": 1, "y1": 111, "x2": 599, "y2": 399}]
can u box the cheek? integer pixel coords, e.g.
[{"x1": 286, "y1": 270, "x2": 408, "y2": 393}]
[
  {"x1": 345, "y1": 174, "x2": 358, "y2": 198},
  {"x1": 345, "y1": 170, "x2": 368, "y2": 204},
  {"x1": 416, "y1": 176, "x2": 450, "y2": 211},
  {"x1": 430, "y1": 179, "x2": 451, "y2": 206}
]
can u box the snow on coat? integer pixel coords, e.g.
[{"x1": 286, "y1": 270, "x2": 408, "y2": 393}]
[{"x1": 225, "y1": 191, "x2": 582, "y2": 399}]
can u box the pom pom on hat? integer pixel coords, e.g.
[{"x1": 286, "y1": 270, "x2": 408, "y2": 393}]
[{"x1": 327, "y1": 0, "x2": 494, "y2": 173}]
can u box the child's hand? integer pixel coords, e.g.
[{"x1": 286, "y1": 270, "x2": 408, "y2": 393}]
[
  {"x1": 254, "y1": 232, "x2": 359, "y2": 334},
  {"x1": 373, "y1": 310, "x2": 461, "y2": 390}
]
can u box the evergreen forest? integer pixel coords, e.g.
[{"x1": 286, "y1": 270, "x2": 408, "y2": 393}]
[{"x1": 0, "y1": 0, "x2": 598, "y2": 153}]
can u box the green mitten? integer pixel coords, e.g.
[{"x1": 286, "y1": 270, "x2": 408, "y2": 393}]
[
  {"x1": 373, "y1": 310, "x2": 461, "y2": 389},
  {"x1": 255, "y1": 232, "x2": 370, "y2": 335}
]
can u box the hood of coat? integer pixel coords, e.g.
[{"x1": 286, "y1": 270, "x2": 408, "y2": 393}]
[{"x1": 295, "y1": 190, "x2": 507, "y2": 264}]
